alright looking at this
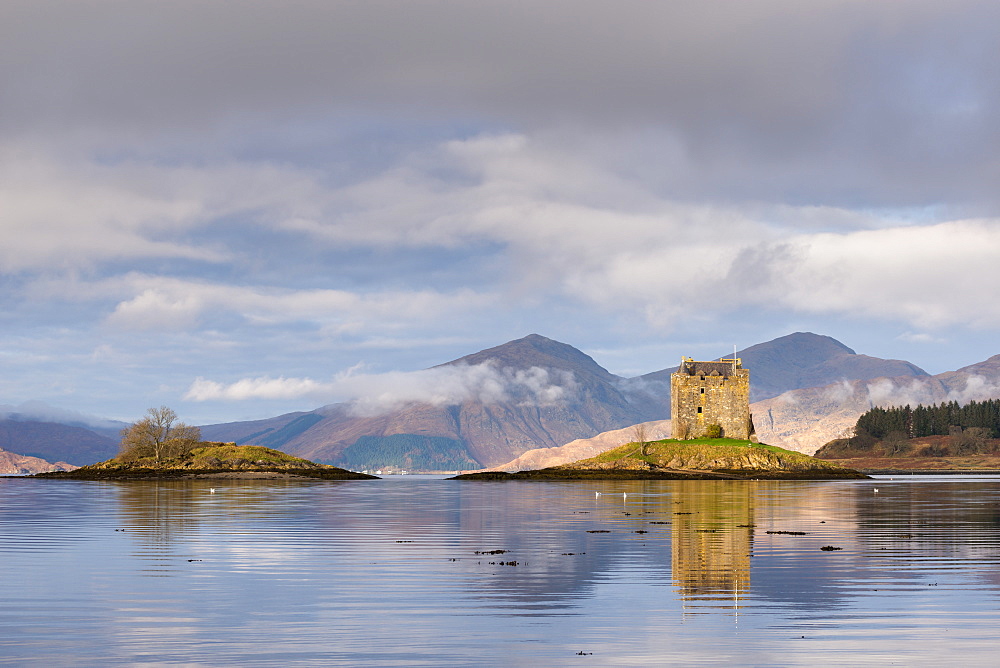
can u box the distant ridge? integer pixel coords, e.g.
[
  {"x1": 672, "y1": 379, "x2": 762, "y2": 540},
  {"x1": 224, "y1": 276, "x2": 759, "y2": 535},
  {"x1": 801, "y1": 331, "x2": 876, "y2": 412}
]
[
  {"x1": 0, "y1": 419, "x2": 118, "y2": 466},
  {"x1": 2, "y1": 331, "x2": 974, "y2": 468},
  {"x1": 639, "y1": 332, "x2": 927, "y2": 402},
  {"x1": 201, "y1": 332, "x2": 938, "y2": 470}
]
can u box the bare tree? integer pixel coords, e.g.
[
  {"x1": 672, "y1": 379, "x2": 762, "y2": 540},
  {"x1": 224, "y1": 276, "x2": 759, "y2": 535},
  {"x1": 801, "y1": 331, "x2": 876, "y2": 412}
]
[
  {"x1": 881, "y1": 430, "x2": 911, "y2": 457},
  {"x1": 163, "y1": 422, "x2": 202, "y2": 459},
  {"x1": 632, "y1": 422, "x2": 650, "y2": 456},
  {"x1": 951, "y1": 426, "x2": 991, "y2": 455},
  {"x1": 119, "y1": 406, "x2": 201, "y2": 462}
]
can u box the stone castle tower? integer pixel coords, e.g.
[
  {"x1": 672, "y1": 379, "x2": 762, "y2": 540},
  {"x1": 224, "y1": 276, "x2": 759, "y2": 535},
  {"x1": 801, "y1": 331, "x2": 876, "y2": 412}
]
[{"x1": 671, "y1": 356, "x2": 754, "y2": 440}]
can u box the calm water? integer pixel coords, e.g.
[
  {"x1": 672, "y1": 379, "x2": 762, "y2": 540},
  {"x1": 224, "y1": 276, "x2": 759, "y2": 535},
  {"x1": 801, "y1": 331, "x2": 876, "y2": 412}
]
[{"x1": 1, "y1": 475, "x2": 999, "y2": 666}]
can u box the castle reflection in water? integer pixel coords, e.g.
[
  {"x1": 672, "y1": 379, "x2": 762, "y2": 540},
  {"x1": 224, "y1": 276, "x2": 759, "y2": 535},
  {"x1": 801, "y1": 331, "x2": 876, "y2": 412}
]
[{"x1": 669, "y1": 481, "x2": 753, "y2": 606}]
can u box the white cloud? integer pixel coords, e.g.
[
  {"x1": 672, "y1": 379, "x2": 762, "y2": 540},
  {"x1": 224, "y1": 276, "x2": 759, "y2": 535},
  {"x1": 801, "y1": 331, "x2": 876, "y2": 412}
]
[
  {"x1": 184, "y1": 362, "x2": 579, "y2": 416},
  {"x1": 103, "y1": 275, "x2": 487, "y2": 332},
  {"x1": 947, "y1": 375, "x2": 1000, "y2": 404},
  {"x1": 822, "y1": 380, "x2": 857, "y2": 405},
  {"x1": 8, "y1": 131, "x2": 1000, "y2": 338},
  {"x1": 754, "y1": 220, "x2": 1000, "y2": 329},
  {"x1": 865, "y1": 377, "x2": 943, "y2": 409},
  {"x1": 897, "y1": 332, "x2": 947, "y2": 344},
  {"x1": 271, "y1": 132, "x2": 1000, "y2": 334},
  {"x1": 185, "y1": 376, "x2": 328, "y2": 402}
]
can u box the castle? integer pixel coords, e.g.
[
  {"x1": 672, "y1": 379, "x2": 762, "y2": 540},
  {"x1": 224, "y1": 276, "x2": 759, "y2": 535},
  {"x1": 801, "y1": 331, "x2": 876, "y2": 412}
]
[{"x1": 671, "y1": 356, "x2": 755, "y2": 440}]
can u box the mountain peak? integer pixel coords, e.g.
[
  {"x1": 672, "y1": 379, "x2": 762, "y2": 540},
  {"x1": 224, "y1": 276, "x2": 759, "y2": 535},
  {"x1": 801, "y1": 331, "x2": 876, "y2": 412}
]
[
  {"x1": 740, "y1": 332, "x2": 856, "y2": 361},
  {"x1": 738, "y1": 332, "x2": 927, "y2": 400},
  {"x1": 638, "y1": 331, "x2": 925, "y2": 403},
  {"x1": 441, "y1": 334, "x2": 614, "y2": 380}
]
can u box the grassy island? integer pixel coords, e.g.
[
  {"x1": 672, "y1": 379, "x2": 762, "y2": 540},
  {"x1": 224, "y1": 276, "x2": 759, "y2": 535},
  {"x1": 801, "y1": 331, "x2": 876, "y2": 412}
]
[
  {"x1": 34, "y1": 443, "x2": 378, "y2": 480},
  {"x1": 452, "y1": 438, "x2": 868, "y2": 480}
]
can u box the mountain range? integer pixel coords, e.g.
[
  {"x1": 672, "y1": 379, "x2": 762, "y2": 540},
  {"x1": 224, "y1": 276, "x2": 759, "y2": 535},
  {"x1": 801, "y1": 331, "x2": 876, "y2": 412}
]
[
  {"x1": 199, "y1": 332, "x2": 929, "y2": 469},
  {"x1": 199, "y1": 334, "x2": 655, "y2": 470},
  {"x1": 5, "y1": 331, "x2": 998, "y2": 471},
  {"x1": 0, "y1": 418, "x2": 119, "y2": 468}
]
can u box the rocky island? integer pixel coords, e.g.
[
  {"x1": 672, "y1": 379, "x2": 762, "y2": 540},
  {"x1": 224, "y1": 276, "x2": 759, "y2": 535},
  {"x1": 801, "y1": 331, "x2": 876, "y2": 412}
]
[
  {"x1": 33, "y1": 442, "x2": 378, "y2": 480},
  {"x1": 451, "y1": 437, "x2": 867, "y2": 480},
  {"x1": 28, "y1": 406, "x2": 376, "y2": 481},
  {"x1": 455, "y1": 355, "x2": 866, "y2": 481}
]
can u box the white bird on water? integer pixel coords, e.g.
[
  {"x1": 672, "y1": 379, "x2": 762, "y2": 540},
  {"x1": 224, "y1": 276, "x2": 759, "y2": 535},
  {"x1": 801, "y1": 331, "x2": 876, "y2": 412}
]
[
  {"x1": 210, "y1": 488, "x2": 216, "y2": 494},
  {"x1": 873, "y1": 488, "x2": 879, "y2": 494}
]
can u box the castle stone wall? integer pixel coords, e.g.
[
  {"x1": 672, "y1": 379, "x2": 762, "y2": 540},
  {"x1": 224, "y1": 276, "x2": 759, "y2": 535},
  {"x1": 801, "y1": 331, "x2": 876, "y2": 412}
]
[{"x1": 671, "y1": 358, "x2": 753, "y2": 440}]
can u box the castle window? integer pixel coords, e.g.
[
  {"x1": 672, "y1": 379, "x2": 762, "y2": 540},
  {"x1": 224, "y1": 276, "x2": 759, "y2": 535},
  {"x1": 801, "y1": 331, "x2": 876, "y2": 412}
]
[
  {"x1": 700, "y1": 376, "x2": 705, "y2": 381},
  {"x1": 697, "y1": 407, "x2": 702, "y2": 413},
  {"x1": 700, "y1": 388, "x2": 705, "y2": 394}
]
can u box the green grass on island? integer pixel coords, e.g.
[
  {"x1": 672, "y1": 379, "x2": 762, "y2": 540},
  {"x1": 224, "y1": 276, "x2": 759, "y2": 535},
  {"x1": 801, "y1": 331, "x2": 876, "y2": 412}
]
[
  {"x1": 452, "y1": 438, "x2": 868, "y2": 480},
  {"x1": 34, "y1": 443, "x2": 378, "y2": 480}
]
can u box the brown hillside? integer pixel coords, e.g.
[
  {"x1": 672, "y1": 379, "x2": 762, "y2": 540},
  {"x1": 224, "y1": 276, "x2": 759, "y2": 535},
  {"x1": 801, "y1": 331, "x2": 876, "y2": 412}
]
[
  {"x1": 205, "y1": 334, "x2": 663, "y2": 468},
  {"x1": 491, "y1": 420, "x2": 672, "y2": 472},
  {"x1": 0, "y1": 447, "x2": 77, "y2": 474}
]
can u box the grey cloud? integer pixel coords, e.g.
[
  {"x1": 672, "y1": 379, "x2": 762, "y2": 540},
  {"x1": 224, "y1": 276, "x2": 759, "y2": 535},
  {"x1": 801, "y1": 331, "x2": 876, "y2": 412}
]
[
  {"x1": 4, "y1": 2, "x2": 1000, "y2": 205},
  {"x1": 724, "y1": 242, "x2": 805, "y2": 304},
  {"x1": 5, "y1": 0, "x2": 1000, "y2": 425}
]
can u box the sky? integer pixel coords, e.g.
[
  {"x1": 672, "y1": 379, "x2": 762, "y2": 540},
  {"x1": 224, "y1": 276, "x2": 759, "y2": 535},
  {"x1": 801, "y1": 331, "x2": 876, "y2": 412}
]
[{"x1": 3, "y1": 1, "x2": 1000, "y2": 425}]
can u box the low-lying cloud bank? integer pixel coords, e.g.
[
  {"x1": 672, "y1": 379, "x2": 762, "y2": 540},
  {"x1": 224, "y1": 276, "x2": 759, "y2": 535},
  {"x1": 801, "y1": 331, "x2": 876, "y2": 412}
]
[
  {"x1": 185, "y1": 362, "x2": 579, "y2": 416},
  {"x1": 774, "y1": 372, "x2": 1000, "y2": 413},
  {"x1": 863, "y1": 374, "x2": 1000, "y2": 409},
  {"x1": 0, "y1": 401, "x2": 124, "y2": 430}
]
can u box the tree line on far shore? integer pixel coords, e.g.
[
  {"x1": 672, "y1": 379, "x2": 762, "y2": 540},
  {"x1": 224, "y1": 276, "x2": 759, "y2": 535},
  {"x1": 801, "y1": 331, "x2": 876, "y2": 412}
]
[
  {"x1": 856, "y1": 399, "x2": 1000, "y2": 440},
  {"x1": 821, "y1": 399, "x2": 1000, "y2": 458}
]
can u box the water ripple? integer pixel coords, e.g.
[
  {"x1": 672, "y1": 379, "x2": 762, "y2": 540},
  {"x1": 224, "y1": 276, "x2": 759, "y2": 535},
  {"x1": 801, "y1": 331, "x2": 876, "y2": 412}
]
[{"x1": 2, "y1": 475, "x2": 999, "y2": 665}]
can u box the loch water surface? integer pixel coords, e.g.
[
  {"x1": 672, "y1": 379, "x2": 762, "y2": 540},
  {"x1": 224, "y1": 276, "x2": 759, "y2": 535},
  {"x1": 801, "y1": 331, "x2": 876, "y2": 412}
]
[{"x1": 1, "y1": 475, "x2": 998, "y2": 666}]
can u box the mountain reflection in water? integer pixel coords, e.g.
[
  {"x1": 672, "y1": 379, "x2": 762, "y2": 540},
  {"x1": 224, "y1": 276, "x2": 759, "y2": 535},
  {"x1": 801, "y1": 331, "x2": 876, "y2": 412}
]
[{"x1": 1, "y1": 475, "x2": 999, "y2": 665}]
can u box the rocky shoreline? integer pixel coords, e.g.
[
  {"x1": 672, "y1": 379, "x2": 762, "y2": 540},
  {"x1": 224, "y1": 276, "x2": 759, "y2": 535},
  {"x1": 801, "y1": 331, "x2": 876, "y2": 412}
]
[
  {"x1": 454, "y1": 438, "x2": 868, "y2": 481},
  {"x1": 452, "y1": 467, "x2": 867, "y2": 481},
  {"x1": 33, "y1": 467, "x2": 376, "y2": 481},
  {"x1": 30, "y1": 443, "x2": 377, "y2": 481}
]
